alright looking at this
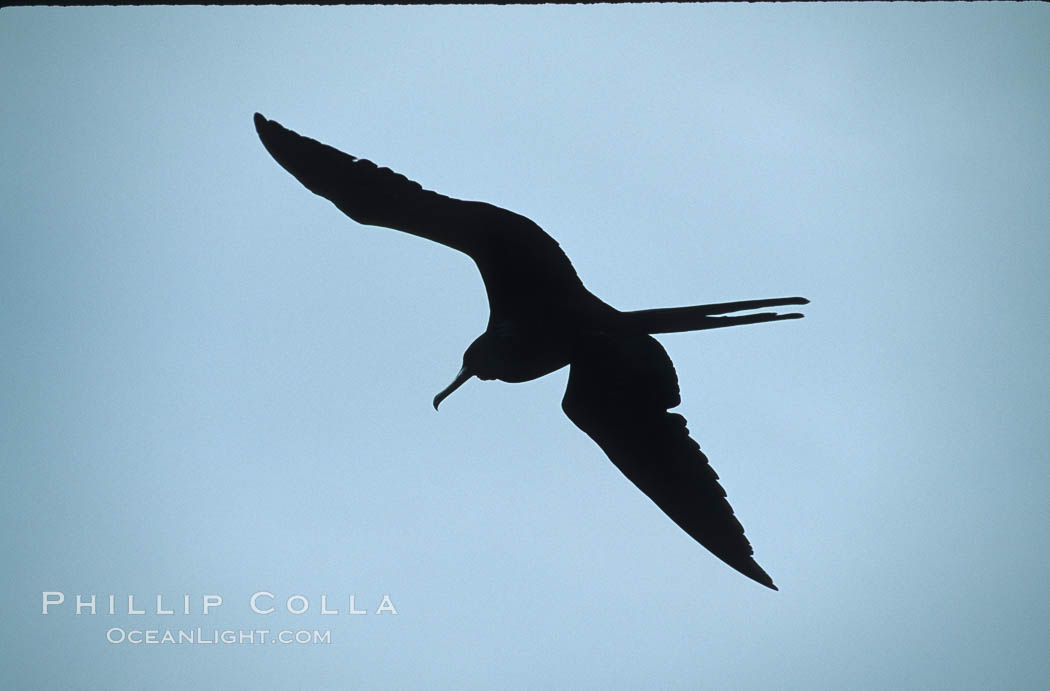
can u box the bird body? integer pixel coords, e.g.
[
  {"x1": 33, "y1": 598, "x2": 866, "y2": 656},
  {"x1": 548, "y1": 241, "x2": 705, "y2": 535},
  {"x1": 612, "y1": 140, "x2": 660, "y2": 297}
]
[{"x1": 254, "y1": 113, "x2": 806, "y2": 590}]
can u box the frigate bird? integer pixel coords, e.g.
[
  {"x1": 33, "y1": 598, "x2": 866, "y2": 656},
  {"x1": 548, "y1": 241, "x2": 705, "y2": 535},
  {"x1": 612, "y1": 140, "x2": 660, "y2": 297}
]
[{"x1": 254, "y1": 113, "x2": 806, "y2": 590}]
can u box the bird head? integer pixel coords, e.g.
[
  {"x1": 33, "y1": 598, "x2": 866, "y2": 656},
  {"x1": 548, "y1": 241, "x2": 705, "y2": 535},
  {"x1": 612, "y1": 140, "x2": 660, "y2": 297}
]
[{"x1": 432, "y1": 333, "x2": 502, "y2": 410}]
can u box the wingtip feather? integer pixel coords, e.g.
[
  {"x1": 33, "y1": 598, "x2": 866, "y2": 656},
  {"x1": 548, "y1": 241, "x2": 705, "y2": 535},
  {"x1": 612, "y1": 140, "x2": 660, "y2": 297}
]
[{"x1": 742, "y1": 562, "x2": 778, "y2": 591}]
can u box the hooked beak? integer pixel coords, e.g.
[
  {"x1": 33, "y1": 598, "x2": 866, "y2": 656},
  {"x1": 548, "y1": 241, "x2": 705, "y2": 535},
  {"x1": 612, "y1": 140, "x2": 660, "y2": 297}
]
[{"x1": 433, "y1": 366, "x2": 474, "y2": 410}]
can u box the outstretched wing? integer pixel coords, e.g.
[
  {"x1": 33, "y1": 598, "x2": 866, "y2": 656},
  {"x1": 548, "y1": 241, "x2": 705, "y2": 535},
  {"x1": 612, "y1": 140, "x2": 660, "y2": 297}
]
[
  {"x1": 562, "y1": 332, "x2": 777, "y2": 590},
  {"x1": 253, "y1": 113, "x2": 588, "y2": 321}
]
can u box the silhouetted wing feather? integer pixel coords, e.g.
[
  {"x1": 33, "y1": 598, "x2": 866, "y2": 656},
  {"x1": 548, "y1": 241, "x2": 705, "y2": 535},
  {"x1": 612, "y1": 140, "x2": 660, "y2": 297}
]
[
  {"x1": 562, "y1": 332, "x2": 777, "y2": 590},
  {"x1": 254, "y1": 114, "x2": 587, "y2": 320}
]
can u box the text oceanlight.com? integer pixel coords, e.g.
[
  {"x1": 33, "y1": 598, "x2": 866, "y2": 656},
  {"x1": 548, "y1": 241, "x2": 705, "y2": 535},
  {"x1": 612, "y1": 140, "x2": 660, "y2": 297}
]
[{"x1": 105, "y1": 628, "x2": 331, "y2": 645}]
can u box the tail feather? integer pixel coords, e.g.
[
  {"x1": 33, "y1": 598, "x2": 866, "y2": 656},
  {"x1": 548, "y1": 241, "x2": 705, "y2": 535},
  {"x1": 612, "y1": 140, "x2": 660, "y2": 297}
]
[{"x1": 619, "y1": 297, "x2": 808, "y2": 334}]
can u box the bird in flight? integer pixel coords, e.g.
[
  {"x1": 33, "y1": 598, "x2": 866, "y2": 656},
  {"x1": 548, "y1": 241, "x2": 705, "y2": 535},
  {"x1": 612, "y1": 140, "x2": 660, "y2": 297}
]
[{"x1": 254, "y1": 113, "x2": 806, "y2": 590}]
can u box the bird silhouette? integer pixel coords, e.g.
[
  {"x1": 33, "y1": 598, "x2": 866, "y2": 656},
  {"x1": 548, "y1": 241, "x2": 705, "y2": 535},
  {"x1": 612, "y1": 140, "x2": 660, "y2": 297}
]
[{"x1": 254, "y1": 113, "x2": 806, "y2": 590}]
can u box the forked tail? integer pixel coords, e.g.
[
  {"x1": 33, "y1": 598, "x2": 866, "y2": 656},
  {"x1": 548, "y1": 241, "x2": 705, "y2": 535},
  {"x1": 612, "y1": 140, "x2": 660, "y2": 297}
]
[{"x1": 619, "y1": 297, "x2": 809, "y2": 334}]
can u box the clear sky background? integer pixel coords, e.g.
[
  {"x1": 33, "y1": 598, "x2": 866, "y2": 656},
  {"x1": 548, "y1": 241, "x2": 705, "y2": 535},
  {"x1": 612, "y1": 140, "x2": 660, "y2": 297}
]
[{"x1": 2, "y1": 4, "x2": 1047, "y2": 690}]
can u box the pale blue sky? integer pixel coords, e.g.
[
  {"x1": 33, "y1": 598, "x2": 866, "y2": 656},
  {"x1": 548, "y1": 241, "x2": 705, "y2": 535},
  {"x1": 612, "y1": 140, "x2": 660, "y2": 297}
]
[{"x1": 2, "y1": 5, "x2": 1048, "y2": 690}]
